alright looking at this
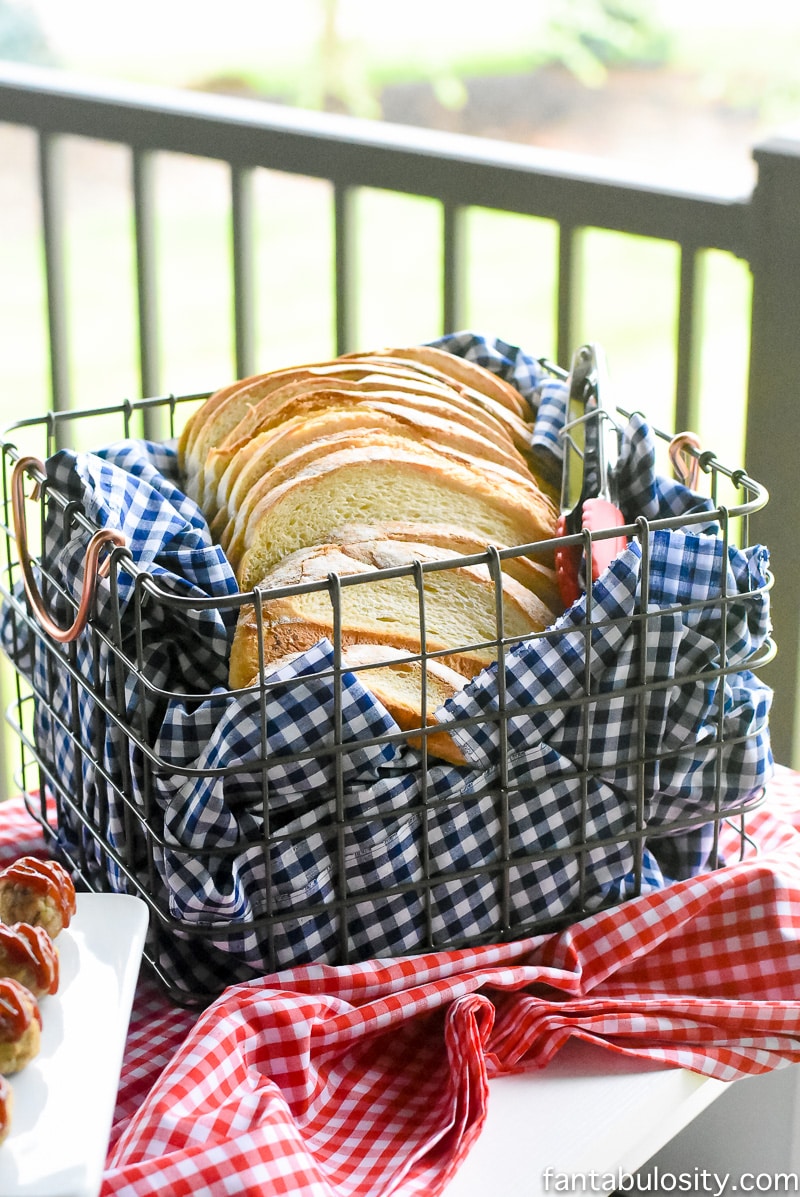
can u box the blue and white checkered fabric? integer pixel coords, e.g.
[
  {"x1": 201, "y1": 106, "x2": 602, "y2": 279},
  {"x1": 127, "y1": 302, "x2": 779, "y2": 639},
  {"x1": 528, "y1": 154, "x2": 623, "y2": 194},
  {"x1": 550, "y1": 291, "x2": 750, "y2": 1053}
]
[{"x1": 0, "y1": 333, "x2": 773, "y2": 996}]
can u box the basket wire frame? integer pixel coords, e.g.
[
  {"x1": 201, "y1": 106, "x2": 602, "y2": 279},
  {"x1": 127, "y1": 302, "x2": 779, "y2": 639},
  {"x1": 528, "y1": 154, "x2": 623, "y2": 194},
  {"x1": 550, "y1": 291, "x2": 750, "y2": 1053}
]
[{"x1": 0, "y1": 391, "x2": 774, "y2": 1005}]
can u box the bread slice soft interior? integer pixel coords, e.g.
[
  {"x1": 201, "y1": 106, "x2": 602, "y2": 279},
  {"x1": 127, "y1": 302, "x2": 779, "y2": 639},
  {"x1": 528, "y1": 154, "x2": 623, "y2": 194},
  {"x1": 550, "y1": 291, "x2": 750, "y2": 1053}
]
[
  {"x1": 327, "y1": 520, "x2": 562, "y2": 614},
  {"x1": 221, "y1": 421, "x2": 543, "y2": 566},
  {"x1": 208, "y1": 382, "x2": 531, "y2": 530},
  {"x1": 229, "y1": 537, "x2": 555, "y2": 691},
  {"x1": 204, "y1": 367, "x2": 529, "y2": 518},
  {"x1": 234, "y1": 441, "x2": 558, "y2": 592}
]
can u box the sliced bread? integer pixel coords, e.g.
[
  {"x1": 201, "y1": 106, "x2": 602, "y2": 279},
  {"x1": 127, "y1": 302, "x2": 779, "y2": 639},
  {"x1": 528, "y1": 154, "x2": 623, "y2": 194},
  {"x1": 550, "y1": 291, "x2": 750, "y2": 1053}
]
[
  {"x1": 345, "y1": 344, "x2": 530, "y2": 421},
  {"x1": 218, "y1": 409, "x2": 538, "y2": 561},
  {"x1": 327, "y1": 520, "x2": 562, "y2": 614},
  {"x1": 244, "y1": 643, "x2": 470, "y2": 765},
  {"x1": 234, "y1": 441, "x2": 559, "y2": 592},
  {"x1": 205, "y1": 379, "x2": 528, "y2": 526},
  {"x1": 181, "y1": 357, "x2": 464, "y2": 504},
  {"x1": 203, "y1": 366, "x2": 529, "y2": 516},
  {"x1": 229, "y1": 537, "x2": 555, "y2": 690}
]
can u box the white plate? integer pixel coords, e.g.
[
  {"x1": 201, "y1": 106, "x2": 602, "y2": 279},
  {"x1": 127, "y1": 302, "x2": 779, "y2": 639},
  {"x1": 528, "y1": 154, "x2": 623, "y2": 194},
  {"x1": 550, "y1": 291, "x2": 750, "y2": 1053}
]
[{"x1": 0, "y1": 892, "x2": 149, "y2": 1197}]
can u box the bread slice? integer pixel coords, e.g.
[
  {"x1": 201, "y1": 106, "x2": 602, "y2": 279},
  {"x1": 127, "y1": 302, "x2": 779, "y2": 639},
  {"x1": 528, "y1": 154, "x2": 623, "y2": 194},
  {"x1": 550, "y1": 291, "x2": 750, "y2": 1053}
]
[
  {"x1": 229, "y1": 537, "x2": 555, "y2": 690},
  {"x1": 225, "y1": 428, "x2": 554, "y2": 570},
  {"x1": 181, "y1": 349, "x2": 536, "y2": 504},
  {"x1": 339, "y1": 351, "x2": 534, "y2": 455},
  {"x1": 206, "y1": 379, "x2": 528, "y2": 527},
  {"x1": 234, "y1": 441, "x2": 559, "y2": 592},
  {"x1": 245, "y1": 643, "x2": 470, "y2": 765},
  {"x1": 176, "y1": 360, "x2": 423, "y2": 503},
  {"x1": 327, "y1": 520, "x2": 563, "y2": 615},
  {"x1": 204, "y1": 368, "x2": 529, "y2": 519},
  {"x1": 180, "y1": 356, "x2": 486, "y2": 504},
  {"x1": 345, "y1": 344, "x2": 530, "y2": 421},
  {"x1": 217, "y1": 408, "x2": 538, "y2": 559}
]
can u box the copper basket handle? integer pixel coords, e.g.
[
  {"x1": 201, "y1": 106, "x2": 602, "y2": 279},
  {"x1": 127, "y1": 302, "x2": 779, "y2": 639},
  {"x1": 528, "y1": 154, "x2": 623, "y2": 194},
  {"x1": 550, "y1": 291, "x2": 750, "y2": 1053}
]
[
  {"x1": 11, "y1": 455, "x2": 126, "y2": 644},
  {"x1": 668, "y1": 431, "x2": 704, "y2": 490}
]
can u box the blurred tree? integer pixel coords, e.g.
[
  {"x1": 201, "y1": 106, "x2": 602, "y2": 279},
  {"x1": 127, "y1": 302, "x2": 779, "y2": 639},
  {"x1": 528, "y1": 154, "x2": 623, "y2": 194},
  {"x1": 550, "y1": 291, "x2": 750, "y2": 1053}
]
[{"x1": 294, "y1": 0, "x2": 381, "y2": 118}]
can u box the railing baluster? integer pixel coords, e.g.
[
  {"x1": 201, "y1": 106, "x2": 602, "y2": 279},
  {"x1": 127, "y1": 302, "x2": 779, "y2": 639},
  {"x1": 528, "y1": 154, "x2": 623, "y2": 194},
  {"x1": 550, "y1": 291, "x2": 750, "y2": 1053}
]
[
  {"x1": 557, "y1": 222, "x2": 584, "y2": 365},
  {"x1": 132, "y1": 147, "x2": 161, "y2": 434},
  {"x1": 37, "y1": 131, "x2": 71, "y2": 421},
  {"x1": 675, "y1": 243, "x2": 704, "y2": 433},
  {"x1": 231, "y1": 164, "x2": 257, "y2": 379},
  {"x1": 333, "y1": 182, "x2": 358, "y2": 354},
  {"x1": 442, "y1": 199, "x2": 468, "y2": 335}
]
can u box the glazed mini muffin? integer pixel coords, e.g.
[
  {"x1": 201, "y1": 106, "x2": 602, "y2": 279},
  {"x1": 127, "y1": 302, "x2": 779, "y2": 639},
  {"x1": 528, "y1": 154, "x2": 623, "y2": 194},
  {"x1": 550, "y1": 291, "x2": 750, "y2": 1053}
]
[
  {"x1": 0, "y1": 978, "x2": 42, "y2": 1075},
  {"x1": 0, "y1": 1076, "x2": 12, "y2": 1146},
  {"x1": 0, "y1": 857, "x2": 76, "y2": 939},
  {"x1": 0, "y1": 923, "x2": 59, "y2": 998}
]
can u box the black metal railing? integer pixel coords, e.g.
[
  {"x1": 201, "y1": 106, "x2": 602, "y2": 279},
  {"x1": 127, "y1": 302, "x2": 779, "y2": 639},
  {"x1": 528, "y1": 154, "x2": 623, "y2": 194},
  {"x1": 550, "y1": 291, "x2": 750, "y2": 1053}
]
[{"x1": 0, "y1": 61, "x2": 797, "y2": 771}]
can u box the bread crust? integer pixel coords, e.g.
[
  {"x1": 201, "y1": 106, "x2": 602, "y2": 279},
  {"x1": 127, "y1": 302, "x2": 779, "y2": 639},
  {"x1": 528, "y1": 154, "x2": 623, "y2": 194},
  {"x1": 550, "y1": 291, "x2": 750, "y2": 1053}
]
[
  {"x1": 343, "y1": 344, "x2": 531, "y2": 421},
  {"x1": 222, "y1": 425, "x2": 550, "y2": 568},
  {"x1": 247, "y1": 643, "x2": 470, "y2": 765}
]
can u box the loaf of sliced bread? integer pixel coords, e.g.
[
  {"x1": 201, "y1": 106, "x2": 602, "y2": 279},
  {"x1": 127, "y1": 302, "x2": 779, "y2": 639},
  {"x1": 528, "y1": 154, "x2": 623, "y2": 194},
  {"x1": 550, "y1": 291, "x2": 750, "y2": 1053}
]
[
  {"x1": 229, "y1": 537, "x2": 555, "y2": 690},
  {"x1": 234, "y1": 440, "x2": 559, "y2": 593}
]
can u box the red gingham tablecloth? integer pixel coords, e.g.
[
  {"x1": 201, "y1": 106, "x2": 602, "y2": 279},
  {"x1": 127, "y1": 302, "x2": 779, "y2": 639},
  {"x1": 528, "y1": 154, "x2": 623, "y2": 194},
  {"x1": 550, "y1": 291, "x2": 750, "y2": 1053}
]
[{"x1": 3, "y1": 769, "x2": 800, "y2": 1197}]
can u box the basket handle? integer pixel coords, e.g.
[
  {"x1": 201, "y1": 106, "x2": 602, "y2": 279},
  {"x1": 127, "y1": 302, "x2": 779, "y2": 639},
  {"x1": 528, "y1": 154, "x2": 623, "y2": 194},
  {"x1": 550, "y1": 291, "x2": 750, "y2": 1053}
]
[
  {"x1": 668, "y1": 431, "x2": 703, "y2": 490},
  {"x1": 11, "y1": 455, "x2": 126, "y2": 644}
]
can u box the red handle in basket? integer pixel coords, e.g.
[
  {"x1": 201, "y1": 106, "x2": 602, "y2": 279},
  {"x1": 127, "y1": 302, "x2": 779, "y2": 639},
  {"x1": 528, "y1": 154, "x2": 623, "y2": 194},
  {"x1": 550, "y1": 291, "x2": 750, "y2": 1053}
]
[
  {"x1": 555, "y1": 499, "x2": 627, "y2": 609},
  {"x1": 11, "y1": 455, "x2": 126, "y2": 644}
]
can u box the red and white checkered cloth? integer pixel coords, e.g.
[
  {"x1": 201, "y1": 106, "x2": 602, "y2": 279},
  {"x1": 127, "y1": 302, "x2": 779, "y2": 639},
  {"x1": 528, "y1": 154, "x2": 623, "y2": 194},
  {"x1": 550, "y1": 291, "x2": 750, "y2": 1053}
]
[{"x1": 3, "y1": 770, "x2": 800, "y2": 1197}]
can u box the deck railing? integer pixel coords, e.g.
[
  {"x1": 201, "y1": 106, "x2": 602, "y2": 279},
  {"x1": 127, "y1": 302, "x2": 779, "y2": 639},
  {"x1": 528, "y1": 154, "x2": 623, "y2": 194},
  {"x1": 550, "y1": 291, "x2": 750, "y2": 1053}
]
[{"x1": 0, "y1": 61, "x2": 798, "y2": 771}]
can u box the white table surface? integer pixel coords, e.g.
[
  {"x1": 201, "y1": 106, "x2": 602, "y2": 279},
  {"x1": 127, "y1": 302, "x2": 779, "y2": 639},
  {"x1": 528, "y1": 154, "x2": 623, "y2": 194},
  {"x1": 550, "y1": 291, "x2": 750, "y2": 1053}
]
[{"x1": 446, "y1": 1038, "x2": 728, "y2": 1196}]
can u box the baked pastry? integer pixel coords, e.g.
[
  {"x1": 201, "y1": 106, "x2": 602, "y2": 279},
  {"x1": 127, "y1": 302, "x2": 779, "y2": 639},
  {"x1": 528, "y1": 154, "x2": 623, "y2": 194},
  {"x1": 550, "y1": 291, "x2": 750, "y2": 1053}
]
[
  {"x1": 0, "y1": 857, "x2": 77, "y2": 939},
  {"x1": 0, "y1": 978, "x2": 41, "y2": 1075},
  {"x1": 0, "y1": 923, "x2": 59, "y2": 998},
  {"x1": 0, "y1": 1075, "x2": 12, "y2": 1145},
  {"x1": 234, "y1": 439, "x2": 558, "y2": 592}
]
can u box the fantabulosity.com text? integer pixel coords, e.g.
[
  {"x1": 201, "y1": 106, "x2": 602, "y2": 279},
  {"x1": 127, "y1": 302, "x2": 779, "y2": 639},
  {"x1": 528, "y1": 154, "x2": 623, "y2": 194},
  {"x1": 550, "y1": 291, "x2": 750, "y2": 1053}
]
[{"x1": 542, "y1": 1168, "x2": 800, "y2": 1195}]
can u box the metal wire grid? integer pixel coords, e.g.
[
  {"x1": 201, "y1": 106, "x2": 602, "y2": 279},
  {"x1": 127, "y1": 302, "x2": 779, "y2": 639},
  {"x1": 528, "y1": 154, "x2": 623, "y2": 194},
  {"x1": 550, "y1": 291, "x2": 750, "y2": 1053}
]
[{"x1": 0, "y1": 393, "x2": 774, "y2": 1004}]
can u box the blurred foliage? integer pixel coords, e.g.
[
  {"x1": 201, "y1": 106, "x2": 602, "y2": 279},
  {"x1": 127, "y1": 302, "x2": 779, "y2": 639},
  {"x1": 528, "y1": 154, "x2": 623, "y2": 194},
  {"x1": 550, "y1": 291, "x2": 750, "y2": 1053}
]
[
  {"x1": 295, "y1": 0, "x2": 669, "y2": 117},
  {"x1": 292, "y1": 0, "x2": 382, "y2": 118},
  {"x1": 0, "y1": 0, "x2": 54, "y2": 64},
  {"x1": 541, "y1": 0, "x2": 669, "y2": 87}
]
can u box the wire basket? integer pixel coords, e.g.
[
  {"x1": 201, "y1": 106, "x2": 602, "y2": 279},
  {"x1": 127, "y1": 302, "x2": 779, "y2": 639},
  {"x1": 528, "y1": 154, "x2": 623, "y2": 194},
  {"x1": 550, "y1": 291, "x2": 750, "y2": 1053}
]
[{"x1": 0, "y1": 390, "x2": 775, "y2": 1006}]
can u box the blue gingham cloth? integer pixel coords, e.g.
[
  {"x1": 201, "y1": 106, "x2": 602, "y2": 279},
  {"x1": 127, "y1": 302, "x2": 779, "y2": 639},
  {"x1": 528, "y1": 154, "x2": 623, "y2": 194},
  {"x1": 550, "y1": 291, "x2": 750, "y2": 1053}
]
[{"x1": 0, "y1": 333, "x2": 773, "y2": 996}]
